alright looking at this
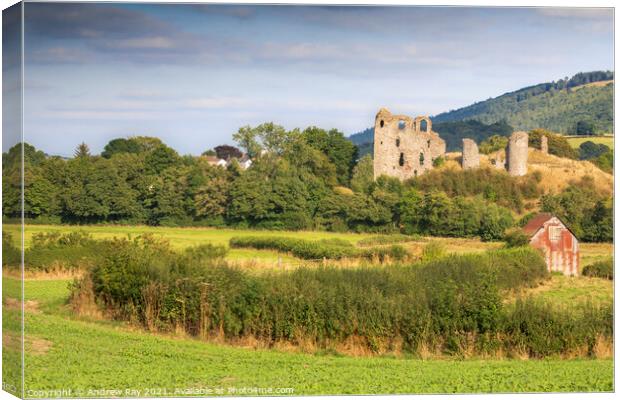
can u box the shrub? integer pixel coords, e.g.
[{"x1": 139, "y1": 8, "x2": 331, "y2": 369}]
[
  {"x1": 503, "y1": 229, "x2": 530, "y2": 248},
  {"x1": 582, "y1": 258, "x2": 613, "y2": 280},
  {"x1": 2, "y1": 231, "x2": 21, "y2": 266},
  {"x1": 409, "y1": 168, "x2": 541, "y2": 213},
  {"x1": 25, "y1": 231, "x2": 104, "y2": 271},
  {"x1": 529, "y1": 129, "x2": 578, "y2": 159},
  {"x1": 229, "y1": 236, "x2": 407, "y2": 261},
  {"x1": 479, "y1": 135, "x2": 508, "y2": 154},
  {"x1": 579, "y1": 141, "x2": 611, "y2": 161}
]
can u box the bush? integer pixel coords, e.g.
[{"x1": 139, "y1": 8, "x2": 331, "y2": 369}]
[
  {"x1": 25, "y1": 231, "x2": 105, "y2": 271},
  {"x1": 529, "y1": 129, "x2": 578, "y2": 159},
  {"x1": 410, "y1": 168, "x2": 541, "y2": 213},
  {"x1": 503, "y1": 229, "x2": 530, "y2": 248},
  {"x1": 2, "y1": 231, "x2": 21, "y2": 266},
  {"x1": 229, "y1": 236, "x2": 408, "y2": 261},
  {"x1": 479, "y1": 135, "x2": 508, "y2": 154},
  {"x1": 579, "y1": 141, "x2": 610, "y2": 161},
  {"x1": 582, "y1": 258, "x2": 613, "y2": 280}
]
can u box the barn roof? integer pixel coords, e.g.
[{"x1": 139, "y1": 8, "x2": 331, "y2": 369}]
[{"x1": 521, "y1": 213, "x2": 577, "y2": 238}]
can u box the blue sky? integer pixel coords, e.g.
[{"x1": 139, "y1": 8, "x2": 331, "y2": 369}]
[{"x1": 4, "y1": 4, "x2": 614, "y2": 156}]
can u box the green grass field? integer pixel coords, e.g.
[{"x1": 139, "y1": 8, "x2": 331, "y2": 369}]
[
  {"x1": 5, "y1": 224, "x2": 380, "y2": 266},
  {"x1": 4, "y1": 224, "x2": 611, "y2": 269},
  {"x1": 2, "y1": 277, "x2": 613, "y2": 396},
  {"x1": 566, "y1": 136, "x2": 614, "y2": 151},
  {"x1": 528, "y1": 275, "x2": 613, "y2": 307}
]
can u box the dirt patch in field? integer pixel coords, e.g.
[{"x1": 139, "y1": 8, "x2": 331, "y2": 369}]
[
  {"x1": 3, "y1": 268, "x2": 83, "y2": 280},
  {"x1": 29, "y1": 337, "x2": 53, "y2": 355},
  {"x1": 3, "y1": 332, "x2": 52, "y2": 355},
  {"x1": 3, "y1": 297, "x2": 40, "y2": 313}
]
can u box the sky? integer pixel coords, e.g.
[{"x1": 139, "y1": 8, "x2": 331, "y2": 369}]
[{"x1": 2, "y1": 3, "x2": 614, "y2": 156}]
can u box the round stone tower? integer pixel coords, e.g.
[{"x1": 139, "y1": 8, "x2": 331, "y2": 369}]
[{"x1": 506, "y1": 131, "x2": 528, "y2": 176}]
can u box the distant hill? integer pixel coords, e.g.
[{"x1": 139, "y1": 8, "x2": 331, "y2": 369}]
[
  {"x1": 433, "y1": 71, "x2": 614, "y2": 134},
  {"x1": 349, "y1": 71, "x2": 614, "y2": 156}
]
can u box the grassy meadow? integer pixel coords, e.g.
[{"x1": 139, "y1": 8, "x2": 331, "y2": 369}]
[
  {"x1": 2, "y1": 224, "x2": 614, "y2": 395},
  {"x1": 2, "y1": 277, "x2": 614, "y2": 395},
  {"x1": 3, "y1": 223, "x2": 611, "y2": 269}
]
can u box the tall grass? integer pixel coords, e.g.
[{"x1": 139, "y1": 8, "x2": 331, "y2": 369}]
[{"x1": 71, "y1": 236, "x2": 611, "y2": 358}]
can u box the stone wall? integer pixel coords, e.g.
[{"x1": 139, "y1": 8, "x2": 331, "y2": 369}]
[
  {"x1": 506, "y1": 131, "x2": 528, "y2": 176},
  {"x1": 540, "y1": 135, "x2": 548, "y2": 154},
  {"x1": 373, "y1": 108, "x2": 446, "y2": 180},
  {"x1": 461, "y1": 138, "x2": 479, "y2": 169}
]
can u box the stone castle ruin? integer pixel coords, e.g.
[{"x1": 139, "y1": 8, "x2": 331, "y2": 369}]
[
  {"x1": 540, "y1": 135, "x2": 548, "y2": 154},
  {"x1": 461, "y1": 139, "x2": 480, "y2": 170},
  {"x1": 373, "y1": 108, "x2": 446, "y2": 180},
  {"x1": 465, "y1": 131, "x2": 529, "y2": 177},
  {"x1": 372, "y1": 108, "x2": 531, "y2": 180},
  {"x1": 505, "y1": 131, "x2": 529, "y2": 176}
]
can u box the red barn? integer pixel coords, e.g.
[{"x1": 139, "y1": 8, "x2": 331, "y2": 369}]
[{"x1": 522, "y1": 213, "x2": 579, "y2": 276}]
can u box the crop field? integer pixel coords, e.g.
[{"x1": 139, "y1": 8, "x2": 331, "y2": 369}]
[
  {"x1": 566, "y1": 136, "x2": 614, "y2": 150},
  {"x1": 4, "y1": 224, "x2": 612, "y2": 269},
  {"x1": 2, "y1": 277, "x2": 613, "y2": 395}
]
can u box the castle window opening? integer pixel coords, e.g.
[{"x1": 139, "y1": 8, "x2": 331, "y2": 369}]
[
  {"x1": 414, "y1": 170, "x2": 418, "y2": 177},
  {"x1": 398, "y1": 120, "x2": 406, "y2": 130},
  {"x1": 419, "y1": 152, "x2": 425, "y2": 166},
  {"x1": 420, "y1": 119, "x2": 428, "y2": 132},
  {"x1": 399, "y1": 153, "x2": 405, "y2": 166},
  {"x1": 396, "y1": 138, "x2": 400, "y2": 147},
  {"x1": 380, "y1": 120, "x2": 384, "y2": 128},
  {"x1": 427, "y1": 140, "x2": 431, "y2": 148}
]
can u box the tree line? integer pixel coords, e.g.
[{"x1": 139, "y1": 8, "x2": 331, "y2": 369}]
[{"x1": 2, "y1": 122, "x2": 612, "y2": 242}]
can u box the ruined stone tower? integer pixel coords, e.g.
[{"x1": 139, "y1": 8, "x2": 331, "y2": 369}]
[
  {"x1": 540, "y1": 135, "x2": 548, "y2": 154},
  {"x1": 461, "y1": 138, "x2": 480, "y2": 170},
  {"x1": 373, "y1": 108, "x2": 446, "y2": 180},
  {"x1": 506, "y1": 131, "x2": 528, "y2": 176}
]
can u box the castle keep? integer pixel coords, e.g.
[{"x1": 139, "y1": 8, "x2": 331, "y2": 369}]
[
  {"x1": 372, "y1": 108, "x2": 532, "y2": 180},
  {"x1": 373, "y1": 108, "x2": 446, "y2": 180}
]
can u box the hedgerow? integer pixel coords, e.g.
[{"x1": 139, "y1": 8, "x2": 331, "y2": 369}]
[
  {"x1": 357, "y1": 234, "x2": 419, "y2": 247},
  {"x1": 72, "y1": 237, "x2": 611, "y2": 358},
  {"x1": 229, "y1": 236, "x2": 407, "y2": 261}
]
